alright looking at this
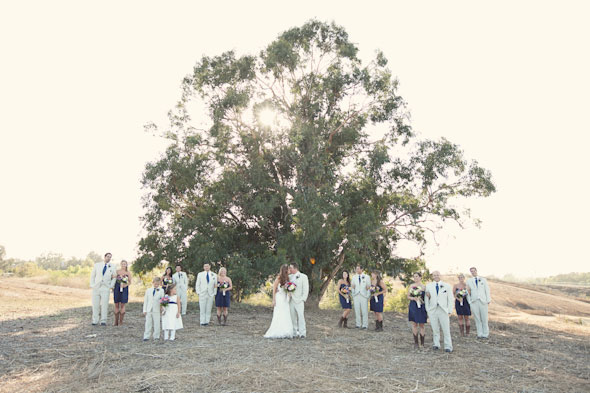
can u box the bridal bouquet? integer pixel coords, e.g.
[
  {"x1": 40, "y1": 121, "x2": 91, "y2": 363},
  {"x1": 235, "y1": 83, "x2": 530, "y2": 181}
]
[
  {"x1": 116, "y1": 276, "x2": 129, "y2": 292},
  {"x1": 409, "y1": 285, "x2": 424, "y2": 308},
  {"x1": 456, "y1": 288, "x2": 468, "y2": 306},
  {"x1": 369, "y1": 285, "x2": 379, "y2": 303},
  {"x1": 163, "y1": 277, "x2": 173, "y2": 287},
  {"x1": 284, "y1": 282, "x2": 297, "y2": 293},
  {"x1": 341, "y1": 286, "x2": 350, "y2": 303},
  {"x1": 218, "y1": 281, "x2": 229, "y2": 296},
  {"x1": 160, "y1": 295, "x2": 170, "y2": 307}
]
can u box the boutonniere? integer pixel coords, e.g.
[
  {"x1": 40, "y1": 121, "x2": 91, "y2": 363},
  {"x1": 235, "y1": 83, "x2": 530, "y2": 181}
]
[{"x1": 296, "y1": 274, "x2": 300, "y2": 279}]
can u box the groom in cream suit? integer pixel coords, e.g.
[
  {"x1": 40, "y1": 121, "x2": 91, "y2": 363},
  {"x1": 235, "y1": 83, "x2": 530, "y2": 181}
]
[
  {"x1": 173, "y1": 264, "x2": 188, "y2": 315},
  {"x1": 425, "y1": 271, "x2": 454, "y2": 352},
  {"x1": 288, "y1": 263, "x2": 309, "y2": 338},
  {"x1": 195, "y1": 263, "x2": 217, "y2": 326},
  {"x1": 467, "y1": 267, "x2": 491, "y2": 339},
  {"x1": 89, "y1": 252, "x2": 116, "y2": 325},
  {"x1": 351, "y1": 265, "x2": 371, "y2": 329}
]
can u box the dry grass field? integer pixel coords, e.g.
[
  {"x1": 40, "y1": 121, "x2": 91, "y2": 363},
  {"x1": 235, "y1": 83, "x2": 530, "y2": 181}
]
[{"x1": 0, "y1": 277, "x2": 589, "y2": 393}]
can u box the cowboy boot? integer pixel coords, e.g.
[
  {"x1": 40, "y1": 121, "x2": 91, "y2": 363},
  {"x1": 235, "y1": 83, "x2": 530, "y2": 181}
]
[
  {"x1": 343, "y1": 318, "x2": 349, "y2": 328},
  {"x1": 420, "y1": 334, "x2": 425, "y2": 347},
  {"x1": 119, "y1": 312, "x2": 125, "y2": 326},
  {"x1": 378, "y1": 320, "x2": 384, "y2": 332},
  {"x1": 338, "y1": 317, "x2": 344, "y2": 328},
  {"x1": 223, "y1": 314, "x2": 227, "y2": 326},
  {"x1": 217, "y1": 315, "x2": 222, "y2": 325},
  {"x1": 375, "y1": 320, "x2": 379, "y2": 331},
  {"x1": 413, "y1": 334, "x2": 419, "y2": 349},
  {"x1": 459, "y1": 324, "x2": 465, "y2": 336},
  {"x1": 113, "y1": 311, "x2": 119, "y2": 326},
  {"x1": 466, "y1": 324, "x2": 470, "y2": 335}
]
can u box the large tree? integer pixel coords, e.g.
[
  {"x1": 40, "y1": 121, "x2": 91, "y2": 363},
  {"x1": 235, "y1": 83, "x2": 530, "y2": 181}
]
[{"x1": 135, "y1": 21, "x2": 495, "y2": 305}]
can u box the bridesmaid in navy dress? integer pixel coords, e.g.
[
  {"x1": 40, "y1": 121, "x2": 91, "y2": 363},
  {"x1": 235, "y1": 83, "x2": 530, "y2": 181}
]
[
  {"x1": 161, "y1": 267, "x2": 174, "y2": 294},
  {"x1": 215, "y1": 267, "x2": 233, "y2": 325},
  {"x1": 407, "y1": 272, "x2": 427, "y2": 348},
  {"x1": 369, "y1": 271, "x2": 386, "y2": 332},
  {"x1": 453, "y1": 273, "x2": 472, "y2": 336},
  {"x1": 337, "y1": 270, "x2": 352, "y2": 328},
  {"x1": 113, "y1": 260, "x2": 132, "y2": 326}
]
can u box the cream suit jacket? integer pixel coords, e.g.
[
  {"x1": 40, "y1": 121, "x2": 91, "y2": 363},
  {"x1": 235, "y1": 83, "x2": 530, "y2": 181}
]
[{"x1": 425, "y1": 281, "x2": 454, "y2": 314}]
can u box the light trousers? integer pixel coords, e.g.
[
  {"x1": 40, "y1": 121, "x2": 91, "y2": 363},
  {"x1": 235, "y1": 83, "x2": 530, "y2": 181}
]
[
  {"x1": 353, "y1": 295, "x2": 369, "y2": 328},
  {"x1": 199, "y1": 294, "x2": 214, "y2": 324},
  {"x1": 289, "y1": 300, "x2": 306, "y2": 336},
  {"x1": 470, "y1": 300, "x2": 489, "y2": 337},
  {"x1": 178, "y1": 289, "x2": 188, "y2": 315},
  {"x1": 429, "y1": 306, "x2": 452, "y2": 350},
  {"x1": 144, "y1": 311, "x2": 161, "y2": 340},
  {"x1": 91, "y1": 286, "x2": 110, "y2": 324}
]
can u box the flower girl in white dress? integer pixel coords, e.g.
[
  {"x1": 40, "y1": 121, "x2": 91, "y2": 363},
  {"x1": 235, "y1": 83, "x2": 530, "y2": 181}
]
[{"x1": 162, "y1": 284, "x2": 183, "y2": 341}]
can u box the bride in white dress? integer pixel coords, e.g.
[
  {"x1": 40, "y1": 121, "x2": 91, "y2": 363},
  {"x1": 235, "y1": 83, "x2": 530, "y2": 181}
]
[{"x1": 264, "y1": 264, "x2": 294, "y2": 339}]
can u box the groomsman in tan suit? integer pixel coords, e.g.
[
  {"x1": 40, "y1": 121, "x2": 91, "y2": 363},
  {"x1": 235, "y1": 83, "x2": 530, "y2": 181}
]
[
  {"x1": 173, "y1": 264, "x2": 188, "y2": 315},
  {"x1": 425, "y1": 271, "x2": 454, "y2": 352},
  {"x1": 89, "y1": 252, "x2": 116, "y2": 325},
  {"x1": 195, "y1": 263, "x2": 217, "y2": 326},
  {"x1": 467, "y1": 267, "x2": 491, "y2": 339},
  {"x1": 351, "y1": 265, "x2": 371, "y2": 329}
]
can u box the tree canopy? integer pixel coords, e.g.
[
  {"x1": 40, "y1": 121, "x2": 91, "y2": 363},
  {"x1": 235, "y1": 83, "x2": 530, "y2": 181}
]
[{"x1": 135, "y1": 20, "x2": 495, "y2": 304}]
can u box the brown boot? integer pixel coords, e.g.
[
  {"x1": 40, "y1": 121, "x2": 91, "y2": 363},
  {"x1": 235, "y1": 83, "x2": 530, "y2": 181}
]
[
  {"x1": 375, "y1": 321, "x2": 380, "y2": 331},
  {"x1": 466, "y1": 324, "x2": 470, "y2": 335},
  {"x1": 223, "y1": 315, "x2": 227, "y2": 326},
  {"x1": 459, "y1": 324, "x2": 465, "y2": 336},
  {"x1": 377, "y1": 320, "x2": 383, "y2": 332},
  {"x1": 413, "y1": 334, "x2": 419, "y2": 349},
  {"x1": 338, "y1": 317, "x2": 344, "y2": 328},
  {"x1": 420, "y1": 334, "x2": 425, "y2": 347},
  {"x1": 217, "y1": 315, "x2": 222, "y2": 325},
  {"x1": 119, "y1": 312, "x2": 125, "y2": 326},
  {"x1": 343, "y1": 318, "x2": 349, "y2": 328},
  {"x1": 113, "y1": 312, "x2": 119, "y2": 326}
]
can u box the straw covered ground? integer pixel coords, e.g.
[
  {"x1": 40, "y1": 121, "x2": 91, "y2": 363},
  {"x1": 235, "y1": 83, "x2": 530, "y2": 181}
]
[{"x1": 0, "y1": 278, "x2": 589, "y2": 393}]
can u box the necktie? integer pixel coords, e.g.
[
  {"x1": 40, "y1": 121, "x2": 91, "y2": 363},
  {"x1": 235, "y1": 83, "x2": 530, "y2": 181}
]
[
  {"x1": 359, "y1": 276, "x2": 361, "y2": 284},
  {"x1": 102, "y1": 264, "x2": 107, "y2": 276},
  {"x1": 436, "y1": 283, "x2": 439, "y2": 294},
  {"x1": 153, "y1": 288, "x2": 156, "y2": 296},
  {"x1": 206, "y1": 272, "x2": 210, "y2": 283},
  {"x1": 475, "y1": 277, "x2": 479, "y2": 287}
]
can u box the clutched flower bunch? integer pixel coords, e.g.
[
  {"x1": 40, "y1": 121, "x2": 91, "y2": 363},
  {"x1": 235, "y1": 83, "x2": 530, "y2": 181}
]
[
  {"x1": 163, "y1": 277, "x2": 173, "y2": 286},
  {"x1": 410, "y1": 285, "x2": 424, "y2": 308},
  {"x1": 160, "y1": 295, "x2": 170, "y2": 307},
  {"x1": 116, "y1": 275, "x2": 129, "y2": 292},
  {"x1": 283, "y1": 282, "x2": 297, "y2": 292},
  {"x1": 456, "y1": 288, "x2": 468, "y2": 306},
  {"x1": 341, "y1": 285, "x2": 350, "y2": 303},
  {"x1": 370, "y1": 285, "x2": 379, "y2": 302},
  {"x1": 218, "y1": 281, "x2": 229, "y2": 295}
]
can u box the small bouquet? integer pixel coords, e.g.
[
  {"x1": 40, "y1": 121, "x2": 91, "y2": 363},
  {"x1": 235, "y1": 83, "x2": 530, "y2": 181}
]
[
  {"x1": 456, "y1": 288, "x2": 468, "y2": 306},
  {"x1": 160, "y1": 295, "x2": 170, "y2": 307},
  {"x1": 218, "y1": 281, "x2": 229, "y2": 296},
  {"x1": 283, "y1": 281, "x2": 297, "y2": 293},
  {"x1": 370, "y1": 285, "x2": 379, "y2": 303},
  {"x1": 163, "y1": 277, "x2": 173, "y2": 287},
  {"x1": 410, "y1": 285, "x2": 424, "y2": 308},
  {"x1": 341, "y1": 285, "x2": 350, "y2": 303},
  {"x1": 116, "y1": 275, "x2": 129, "y2": 292}
]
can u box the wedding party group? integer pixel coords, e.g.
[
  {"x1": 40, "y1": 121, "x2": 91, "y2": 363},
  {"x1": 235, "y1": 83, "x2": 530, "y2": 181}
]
[{"x1": 89, "y1": 253, "x2": 491, "y2": 352}]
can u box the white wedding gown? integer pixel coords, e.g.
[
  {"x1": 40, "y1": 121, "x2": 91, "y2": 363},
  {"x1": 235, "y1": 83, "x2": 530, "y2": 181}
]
[{"x1": 264, "y1": 286, "x2": 294, "y2": 338}]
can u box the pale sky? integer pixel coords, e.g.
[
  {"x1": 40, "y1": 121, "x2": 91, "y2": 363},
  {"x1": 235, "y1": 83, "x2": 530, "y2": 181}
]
[{"x1": 1, "y1": 1, "x2": 589, "y2": 277}]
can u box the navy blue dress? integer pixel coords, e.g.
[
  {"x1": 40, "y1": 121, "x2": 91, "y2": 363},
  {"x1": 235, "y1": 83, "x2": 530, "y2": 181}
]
[
  {"x1": 339, "y1": 283, "x2": 352, "y2": 309},
  {"x1": 455, "y1": 288, "x2": 472, "y2": 315},
  {"x1": 113, "y1": 275, "x2": 129, "y2": 304},
  {"x1": 215, "y1": 282, "x2": 231, "y2": 308},
  {"x1": 408, "y1": 290, "x2": 427, "y2": 323},
  {"x1": 369, "y1": 285, "x2": 384, "y2": 313}
]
